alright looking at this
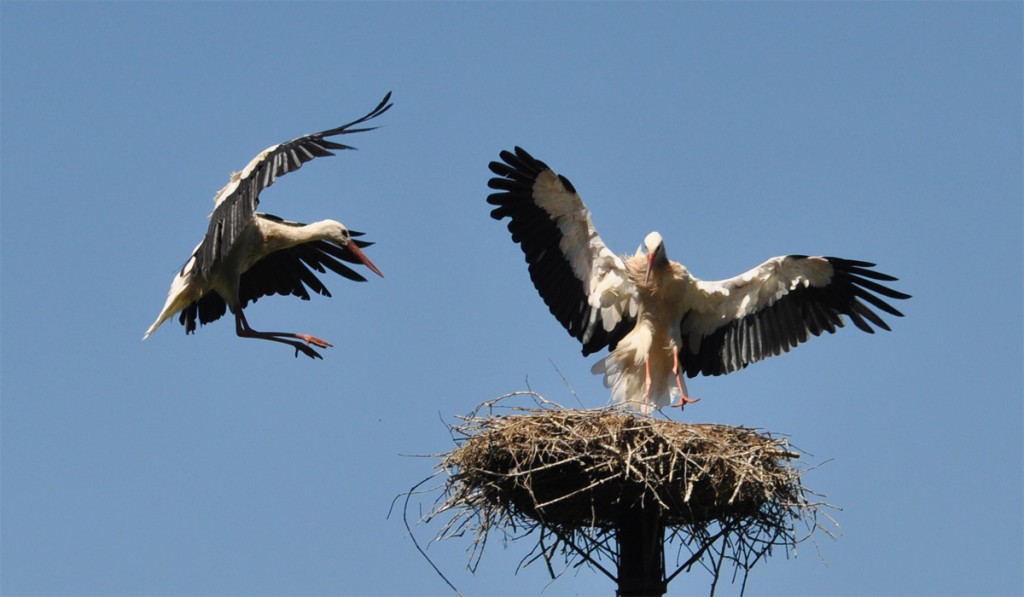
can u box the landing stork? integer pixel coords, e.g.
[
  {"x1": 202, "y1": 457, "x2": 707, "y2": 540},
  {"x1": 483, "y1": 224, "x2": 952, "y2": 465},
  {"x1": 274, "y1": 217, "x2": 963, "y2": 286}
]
[
  {"x1": 487, "y1": 146, "x2": 910, "y2": 411},
  {"x1": 144, "y1": 93, "x2": 391, "y2": 359}
]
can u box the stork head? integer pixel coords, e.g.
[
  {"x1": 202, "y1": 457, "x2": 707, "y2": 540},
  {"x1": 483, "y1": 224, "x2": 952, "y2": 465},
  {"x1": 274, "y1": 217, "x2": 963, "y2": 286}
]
[
  {"x1": 643, "y1": 231, "x2": 667, "y2": 285},
  {"x1": 320, "y1": 219, "x2": 384, "y2": 279}
]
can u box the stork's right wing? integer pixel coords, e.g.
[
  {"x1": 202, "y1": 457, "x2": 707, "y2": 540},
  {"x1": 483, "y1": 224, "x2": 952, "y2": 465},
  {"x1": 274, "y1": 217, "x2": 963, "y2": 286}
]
[
  {"x1": 487, "y1": 146, "x2": 637, "y2": 355},
  {"x1": 678, "y1": 255, "x2": 910, "y2": 377},
  {"x1": 193, "y1": 92, "x2": 392, "y2": 280},
  {"x1": 177, "y1": 217, "x2": 375, "y2": 335}
]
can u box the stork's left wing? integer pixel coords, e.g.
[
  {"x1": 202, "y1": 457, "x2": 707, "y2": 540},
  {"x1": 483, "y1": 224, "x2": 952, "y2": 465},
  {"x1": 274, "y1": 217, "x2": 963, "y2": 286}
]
[
  {"x1": 178, "y1": 216, "x2": 374, "y2": 334},
  {"x1": 487, "y1": 147, "x2": 637, "y2": 355},
  {"x1": 193, "y1": 92, "x2": 392, "y2": 280},
  {"x1": 679, "y1": 255, "x2": 910, "y2": 377}
]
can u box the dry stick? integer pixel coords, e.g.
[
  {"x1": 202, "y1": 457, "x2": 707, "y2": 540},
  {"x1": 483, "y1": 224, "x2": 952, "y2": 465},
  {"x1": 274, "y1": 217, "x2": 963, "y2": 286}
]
[
  {"x1": 546, "y1": 524, "x2": 619, "y2": 582},
  {"x1": 396, "y1": 474, "x2": 463, "y2": 596},
  {"x1": 427, "y1": 395, "x2": 834, "y2": 594}
]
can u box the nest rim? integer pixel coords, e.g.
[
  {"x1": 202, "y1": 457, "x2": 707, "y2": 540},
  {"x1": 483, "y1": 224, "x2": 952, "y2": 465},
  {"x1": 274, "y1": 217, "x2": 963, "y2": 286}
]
[{"x1": 444, "y1": 405, "x2": 803, "y2": 529}]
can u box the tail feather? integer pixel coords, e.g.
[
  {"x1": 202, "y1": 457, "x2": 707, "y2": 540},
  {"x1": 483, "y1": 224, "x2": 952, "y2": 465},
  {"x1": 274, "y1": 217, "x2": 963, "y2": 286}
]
[
  {"x1": 144, "y1": 255, "x2": 201, "y2": 340},
  {"x1": 591, "y1": 330, "x2": 680, "y2": 412}
]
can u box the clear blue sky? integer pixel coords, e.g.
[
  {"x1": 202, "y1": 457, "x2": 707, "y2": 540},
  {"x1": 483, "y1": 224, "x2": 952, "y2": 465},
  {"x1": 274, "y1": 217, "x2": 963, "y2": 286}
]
[{"x1": 2, "y1": 3, "x2": 1021, "y2": 596}]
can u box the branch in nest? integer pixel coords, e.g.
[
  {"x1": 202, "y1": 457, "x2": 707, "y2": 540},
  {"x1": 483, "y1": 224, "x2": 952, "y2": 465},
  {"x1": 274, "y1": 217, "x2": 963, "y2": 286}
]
[{"x1": 404, "y1": 392, "x2": 839, "y2": 594}]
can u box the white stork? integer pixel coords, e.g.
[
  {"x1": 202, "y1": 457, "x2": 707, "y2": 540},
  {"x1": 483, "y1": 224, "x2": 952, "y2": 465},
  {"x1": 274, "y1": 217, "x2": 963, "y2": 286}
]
[
  {"x1": 144, "y1": 93, "x2": 391, "y2": 359},
  {"x1": 487, "y1": 146, "x2": 910, "y2": 412}
]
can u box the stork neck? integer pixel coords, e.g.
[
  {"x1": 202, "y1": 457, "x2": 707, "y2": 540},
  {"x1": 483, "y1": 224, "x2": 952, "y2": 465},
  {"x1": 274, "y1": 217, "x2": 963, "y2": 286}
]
[{"x1": 260, "y1": 218, "x2": 345, "y2": 251}]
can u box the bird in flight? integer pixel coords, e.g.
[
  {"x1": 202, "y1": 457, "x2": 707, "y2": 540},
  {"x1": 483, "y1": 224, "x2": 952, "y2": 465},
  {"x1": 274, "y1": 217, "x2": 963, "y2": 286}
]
[
  {"x1": 144, "y1": 93, "x2": 391, "y2": 359},
  {"x1": 487, "y1": 146, "x2": 910, "y2": 412}
]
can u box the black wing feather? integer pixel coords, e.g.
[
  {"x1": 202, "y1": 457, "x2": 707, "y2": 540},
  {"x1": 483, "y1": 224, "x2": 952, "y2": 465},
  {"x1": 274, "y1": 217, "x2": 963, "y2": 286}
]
[
  {"x1": 487, "y1": 147, "x2": 633, "y2": 354},
  {"x1": 176, "y1": 225, "x2": 374, "y2": 334},
  {"x1": 178, "y1": 290, "x2": 228, "y2": 334},
  {"x1": 682, "y1": 257, "x2": 910, "y2": 377},
  {"x1": 192, "y1": 92, "x2": 392, "y2": 279},
  {"x1": 236, "y1": 239, "x2": 370, "y2": 307}
]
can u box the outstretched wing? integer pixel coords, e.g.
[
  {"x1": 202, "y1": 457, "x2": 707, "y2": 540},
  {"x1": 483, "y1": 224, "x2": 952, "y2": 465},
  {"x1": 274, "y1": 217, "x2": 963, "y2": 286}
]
[
  {"x1": 680, "y1": 255, "x2": 910, "y2": 377},
  {"x1": 192, "y1": 92, "x2": 392, "y2": 280},
  {"x1": 487, "y1": 146, "x2": 637, "y2": 355},
  {"x1": 177, "y1": 215, "x2": 375, "y2": 334}
]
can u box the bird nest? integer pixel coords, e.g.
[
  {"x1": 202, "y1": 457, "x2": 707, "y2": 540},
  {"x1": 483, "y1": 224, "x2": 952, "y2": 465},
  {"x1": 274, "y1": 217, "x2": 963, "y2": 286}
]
[
  {"x1": 410, "y1": 394, "x2": 837, "y2": 594},
  {"x1": 448, "y1": 409, "x2": 799, "y2": 528}
]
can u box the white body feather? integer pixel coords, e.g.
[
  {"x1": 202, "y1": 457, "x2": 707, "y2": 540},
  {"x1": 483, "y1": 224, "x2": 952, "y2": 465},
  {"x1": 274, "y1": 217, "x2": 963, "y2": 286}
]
[{"x1": 487, "y1": 147, "x2": 909, "y2": 412}]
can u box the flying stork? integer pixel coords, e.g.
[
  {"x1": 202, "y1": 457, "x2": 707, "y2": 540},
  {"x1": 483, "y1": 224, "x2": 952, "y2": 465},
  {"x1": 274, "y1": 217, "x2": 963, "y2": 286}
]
[
  {"x1": 144, "y1": 93, "x2": 391, "y2": 359},
  {"x1": 487, "y1": 146, "x2": 910, "y2": 412}
]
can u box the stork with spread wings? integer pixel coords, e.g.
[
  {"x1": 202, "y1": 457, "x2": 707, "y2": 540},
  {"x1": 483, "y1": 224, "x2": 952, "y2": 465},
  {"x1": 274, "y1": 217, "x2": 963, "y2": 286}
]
[
  {"x1": 488, "y1": 146, "x2": 909, "y2": 411},
  {"x1": 145, "y1": 93, "x2": 391, "y2": 359}
]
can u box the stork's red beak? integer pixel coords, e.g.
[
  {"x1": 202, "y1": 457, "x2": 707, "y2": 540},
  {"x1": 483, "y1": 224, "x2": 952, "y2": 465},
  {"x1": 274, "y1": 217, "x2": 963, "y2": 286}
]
[
  {"x1": 645, "y1": 251, "x2": 655, "y2": 286},
  {"x1": 348, "y1": 242, "x2": 384, "y2": 278}
]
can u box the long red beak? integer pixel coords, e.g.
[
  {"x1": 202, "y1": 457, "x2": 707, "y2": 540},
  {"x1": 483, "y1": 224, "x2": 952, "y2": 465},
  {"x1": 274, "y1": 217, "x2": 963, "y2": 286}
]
[
  {"x1": 348, "y1": 242, "x2": 384, "y2": 278},
  {"x1": 645, "y1": 251, "x2": 655, "y2": 286}
]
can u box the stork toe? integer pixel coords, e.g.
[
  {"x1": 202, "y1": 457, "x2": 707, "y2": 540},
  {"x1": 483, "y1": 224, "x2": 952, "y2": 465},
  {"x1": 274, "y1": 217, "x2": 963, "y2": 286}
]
[
  {"x1": 671, "y1": 395, "x2": 701, "y2": 409},
  {"x1": 292, "y1": 334, "x2": 330, "y2": 349}
]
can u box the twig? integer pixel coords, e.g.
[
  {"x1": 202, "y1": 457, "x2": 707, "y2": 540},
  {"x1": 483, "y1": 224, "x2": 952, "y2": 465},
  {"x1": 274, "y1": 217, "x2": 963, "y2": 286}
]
[{"x1": 412, "y1": 394, "x2": 838, "y2": 596}]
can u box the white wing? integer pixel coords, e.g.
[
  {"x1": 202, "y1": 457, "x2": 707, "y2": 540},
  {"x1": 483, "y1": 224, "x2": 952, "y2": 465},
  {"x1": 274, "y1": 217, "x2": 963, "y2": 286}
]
[
  {"x1": 193, "y1": 92, "x2": 392, "y2": 280},
  {"x1": 679, "y1": 255, "x2": 910, "y2": 376},
  {"x1": 488, "y1": 146, "x2": 638, "y2": 355}
]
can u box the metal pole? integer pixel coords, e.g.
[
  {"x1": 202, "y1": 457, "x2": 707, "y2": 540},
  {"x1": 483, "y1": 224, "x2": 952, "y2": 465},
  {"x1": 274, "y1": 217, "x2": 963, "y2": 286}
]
[{"x1": 616, "y1": 506, "x2": 667, "y2": 597}]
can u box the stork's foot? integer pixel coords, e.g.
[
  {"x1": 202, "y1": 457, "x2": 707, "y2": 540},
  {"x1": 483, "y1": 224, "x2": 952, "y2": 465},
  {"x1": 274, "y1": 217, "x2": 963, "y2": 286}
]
[
  {"x1": 289, "y1": 335, "x2": 331, "y2": 359},
  {"x1": 295, "y1": 334, "x2": 333, "y2": 349},
  {"x1": 670, "y1": 395, "x2": 701, "y2": 409},
  {"x1": 234, "y1": 310, "x2": 331, "y2": 360}
]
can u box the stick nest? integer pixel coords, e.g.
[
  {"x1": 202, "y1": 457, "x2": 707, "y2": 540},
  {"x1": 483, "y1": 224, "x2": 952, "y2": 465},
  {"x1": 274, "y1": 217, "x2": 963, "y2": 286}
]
[
  {"x1": 422, "y1": 394, "x2": 837, "y2": 590},
  {"x1": 447, "y1": 405, "x2": 804, "y2": 528}
]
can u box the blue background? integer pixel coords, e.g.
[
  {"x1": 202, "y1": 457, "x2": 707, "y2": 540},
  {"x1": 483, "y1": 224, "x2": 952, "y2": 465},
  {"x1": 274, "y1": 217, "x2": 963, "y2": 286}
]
[{"x1": 2, "y1": 3, "x2": 1021, "y2": 595}]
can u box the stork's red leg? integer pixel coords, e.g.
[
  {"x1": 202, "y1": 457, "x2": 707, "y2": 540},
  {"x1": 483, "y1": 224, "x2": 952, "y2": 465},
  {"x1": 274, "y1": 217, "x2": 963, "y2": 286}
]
[
  {"x1": 233, "y1": 310, "x2": 331, "y2": 360},
  {"x1": 642, "y1": 359, "x2": 653, "y2": 414},
  {"x1": 670, "y1": 346, "x2": 700, "y2": 409}
]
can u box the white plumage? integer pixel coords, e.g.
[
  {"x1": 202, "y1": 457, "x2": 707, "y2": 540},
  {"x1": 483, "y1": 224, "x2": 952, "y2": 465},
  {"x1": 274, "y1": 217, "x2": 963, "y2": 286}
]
[
  {"x1": 144, "y1": 93, "x2": 391, "y2": 359},
  {"x1": 488, "y1": 146, "x2": 910, "y2": 411}
]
